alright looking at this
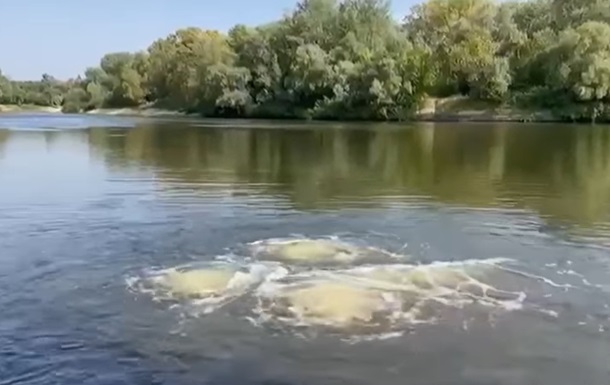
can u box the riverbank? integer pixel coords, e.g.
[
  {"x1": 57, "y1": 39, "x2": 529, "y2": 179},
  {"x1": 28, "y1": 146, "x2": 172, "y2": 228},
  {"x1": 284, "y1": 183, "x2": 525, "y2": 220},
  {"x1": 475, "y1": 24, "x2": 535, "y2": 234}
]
[
  {"x1": 85, "y1": 98, "x2": 556, "y2": 122},
  {"x1": 415, "y1": 96, "x2": 555, "y2": 122},
  {"x1": 0, "y1": 104, "x2": 62, "y2": 114},
  {"x1": 0, "y1": 98, "x2": 559, "y2": 123},
  {"x1": 86, "y1": 107, "x2": 190, "y2": 117}
]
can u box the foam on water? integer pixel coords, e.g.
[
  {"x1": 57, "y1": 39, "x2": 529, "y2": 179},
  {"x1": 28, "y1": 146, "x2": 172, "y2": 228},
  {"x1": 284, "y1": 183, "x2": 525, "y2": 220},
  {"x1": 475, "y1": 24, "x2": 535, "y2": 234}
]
[
  {"x1": 128, "y1": 237, "x2": 585, "y2": 341},
  {"x1": 128, "y1": 261, "x2": 288, "y2": 315},
  {"x1": 249, "y1": 237, "x2": 402, "y2": 266},
  {"x1": 252, "y1": 258, "x2": 525, "y2": 334}
]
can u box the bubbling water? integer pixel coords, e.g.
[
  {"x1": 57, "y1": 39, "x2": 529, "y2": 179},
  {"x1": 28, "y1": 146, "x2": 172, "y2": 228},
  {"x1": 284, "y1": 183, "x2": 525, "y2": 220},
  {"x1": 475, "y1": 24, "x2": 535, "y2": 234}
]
[
  {"x1": 157, "y1": 268, "x2": 237, "y2": 298},
  {"x1": 255, "y1": 279, "x2": 401, "y2": 329},
  {"x1": 129, "y1": 262, "x2": 287, "y2": 315},
  {"x1": 249, "y1": 237, "x2": 401, "y2": 266},
  {"x1": 128, "y1": 238, "x2": 540, "y2": 340},
  {"x1": 252, "y1": 260, "x2": 525, "y2": 333}
]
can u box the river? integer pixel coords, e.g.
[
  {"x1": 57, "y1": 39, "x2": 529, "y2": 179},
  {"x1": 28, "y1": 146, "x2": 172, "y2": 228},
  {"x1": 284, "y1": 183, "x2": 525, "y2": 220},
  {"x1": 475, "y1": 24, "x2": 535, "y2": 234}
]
[{"x1": 1, "y1": 114, "x2": 609, "y2": 385}]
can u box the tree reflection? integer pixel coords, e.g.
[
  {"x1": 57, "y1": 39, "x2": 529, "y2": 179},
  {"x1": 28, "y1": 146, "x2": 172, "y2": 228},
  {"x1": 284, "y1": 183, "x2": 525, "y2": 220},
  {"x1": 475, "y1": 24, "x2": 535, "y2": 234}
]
[
  {"x1": 88, "y1": 122, "x2": 610, "y2": 227},
  {"x1": 0, "y1": 129, "x2": 8, "y2": 158}
]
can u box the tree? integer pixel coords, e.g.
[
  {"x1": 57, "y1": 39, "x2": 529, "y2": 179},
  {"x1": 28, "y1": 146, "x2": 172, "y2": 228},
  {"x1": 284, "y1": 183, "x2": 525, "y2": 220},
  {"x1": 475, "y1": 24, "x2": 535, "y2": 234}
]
[
  {"x1": 0, "y1": 69, "x2": 13, "y2": 104},
  {"x1": 405, "y1": 0, "x2": 500, "y2": 96},
  {"x1": 229, "y1": 25, "x2": 282, "y2": 104},
  {"x1": 545, "y1": 21, "x2": 610, "y2": 120},
  {"x1": 4, "y1": 0, "x2": 610, "y2": 121},
  {"x1": 550, "y1": 0, "x2": 610, "y2": 30},
  {"x1": 98, "y1": 52, "x2": 147, "y2": 106},
  {"x1": 147, "y1": 28, "x2": 235, "y2": 109}
]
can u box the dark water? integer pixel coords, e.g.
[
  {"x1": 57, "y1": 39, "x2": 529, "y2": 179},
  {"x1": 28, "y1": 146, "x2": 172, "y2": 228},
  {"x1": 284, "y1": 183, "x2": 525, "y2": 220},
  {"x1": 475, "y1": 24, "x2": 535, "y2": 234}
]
[{"x1": 1, "y1": 114, "x2": 610, "y2": 385}]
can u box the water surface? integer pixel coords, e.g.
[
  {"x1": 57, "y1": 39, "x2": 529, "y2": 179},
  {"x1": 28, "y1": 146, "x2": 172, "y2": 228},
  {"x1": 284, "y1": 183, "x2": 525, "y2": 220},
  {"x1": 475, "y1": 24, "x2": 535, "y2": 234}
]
[{"x1": 1, "y1": 115, "x2": 610, "y2": 385}]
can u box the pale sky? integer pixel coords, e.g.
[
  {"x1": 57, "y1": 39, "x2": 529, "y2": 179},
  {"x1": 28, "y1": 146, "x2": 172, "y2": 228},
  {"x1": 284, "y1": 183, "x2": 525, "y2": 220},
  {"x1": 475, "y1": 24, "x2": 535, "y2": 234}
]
[{"x1": 0, "y1": 0, "x2": 417, "y2": 80}]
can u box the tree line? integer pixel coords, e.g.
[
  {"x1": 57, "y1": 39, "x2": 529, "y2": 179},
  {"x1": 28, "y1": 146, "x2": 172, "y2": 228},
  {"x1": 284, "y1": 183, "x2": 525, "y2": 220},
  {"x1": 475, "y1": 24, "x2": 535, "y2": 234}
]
[{"x1": 1, "y1": 0, "x2": 610, "y2": 121}]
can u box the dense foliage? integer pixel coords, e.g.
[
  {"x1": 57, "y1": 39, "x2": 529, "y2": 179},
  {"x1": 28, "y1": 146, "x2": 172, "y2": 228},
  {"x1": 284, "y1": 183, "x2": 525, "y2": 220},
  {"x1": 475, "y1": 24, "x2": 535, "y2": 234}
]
[{"x1": 2, "y1": 0, "x2": 610, "y2": 121}]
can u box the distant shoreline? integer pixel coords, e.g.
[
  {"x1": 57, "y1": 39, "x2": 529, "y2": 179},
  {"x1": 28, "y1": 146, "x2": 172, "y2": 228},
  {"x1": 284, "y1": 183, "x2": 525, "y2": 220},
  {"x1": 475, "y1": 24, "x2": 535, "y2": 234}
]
[
  {"x1": 80, "y1": 96, "x2": 561, "y2": 123},
  {"x1": 0, "y1": 99, "x2": 571, "y2": 124},
  {"x1": 86, "y1": 107, "x2": 189, "y2": 118}
]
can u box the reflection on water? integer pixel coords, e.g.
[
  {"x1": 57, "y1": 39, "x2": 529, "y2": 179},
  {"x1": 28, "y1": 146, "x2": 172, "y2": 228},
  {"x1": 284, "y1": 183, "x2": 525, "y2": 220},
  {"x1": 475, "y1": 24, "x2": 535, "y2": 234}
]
[
  {"x1": 84, "y1": 122, "x2": 610, "y2": 230},
  {"x1": 1, "y1": 117, "x2": 610, "y2": 385}
]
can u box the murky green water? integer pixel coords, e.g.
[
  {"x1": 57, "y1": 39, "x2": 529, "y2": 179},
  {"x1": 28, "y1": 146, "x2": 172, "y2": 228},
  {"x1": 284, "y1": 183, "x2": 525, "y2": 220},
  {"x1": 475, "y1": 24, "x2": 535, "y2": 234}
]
[{"x1": 1, "y1": 115, "x2": 610, "y2": 385}]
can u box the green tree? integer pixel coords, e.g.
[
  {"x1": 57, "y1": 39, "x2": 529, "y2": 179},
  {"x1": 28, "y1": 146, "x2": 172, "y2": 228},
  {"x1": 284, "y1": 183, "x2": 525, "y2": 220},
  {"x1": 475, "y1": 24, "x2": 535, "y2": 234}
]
[
  {"x1": 545, "y1": 21, "x2": 610, "y2": 120},
  {"x1": 99, "y1": 52, "x2": 147, "y2": 106},
  {"x1": 147, "y1": 28, "x2": 235, "y2": 110},
  {"x1": 0, "y1": 69, "x2": 14, "y2": 104},
  {"x1": 5, "y1": 0, "x2": 610, "y2": 122}
]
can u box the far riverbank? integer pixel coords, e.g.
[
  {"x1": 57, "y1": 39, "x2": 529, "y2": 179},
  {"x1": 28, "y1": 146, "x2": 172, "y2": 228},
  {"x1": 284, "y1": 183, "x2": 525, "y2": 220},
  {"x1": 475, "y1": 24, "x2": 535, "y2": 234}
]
[
  {"x1": 85, "y1": 97, "x2": 557, "y2": 123},
  {"x1": 0, "y1": 97, "x2": 567, "y2": 123},
  {"x1": 0, "y1": 104, "x2": 62, "y2": 114}
]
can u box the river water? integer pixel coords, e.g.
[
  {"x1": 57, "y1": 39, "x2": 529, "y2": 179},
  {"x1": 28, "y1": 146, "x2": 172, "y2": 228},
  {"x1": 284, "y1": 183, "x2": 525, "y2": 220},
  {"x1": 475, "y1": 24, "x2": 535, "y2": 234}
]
[{"x1": 1, "y1": 114, "x2": 610, "y2": 385}]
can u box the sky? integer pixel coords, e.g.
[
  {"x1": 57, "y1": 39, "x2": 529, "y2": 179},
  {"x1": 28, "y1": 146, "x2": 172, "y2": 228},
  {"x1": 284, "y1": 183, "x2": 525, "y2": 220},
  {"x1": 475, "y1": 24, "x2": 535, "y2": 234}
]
[{"x1": 0, "y1": 0, "x2": 416, "y2": 81}]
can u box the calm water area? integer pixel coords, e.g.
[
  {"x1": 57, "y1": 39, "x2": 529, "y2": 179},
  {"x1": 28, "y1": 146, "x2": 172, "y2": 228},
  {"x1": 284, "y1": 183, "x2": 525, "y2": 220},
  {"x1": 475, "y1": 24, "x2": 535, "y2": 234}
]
[{"x1": 1, "y1": 114, "x2": 610, "y2": 385}]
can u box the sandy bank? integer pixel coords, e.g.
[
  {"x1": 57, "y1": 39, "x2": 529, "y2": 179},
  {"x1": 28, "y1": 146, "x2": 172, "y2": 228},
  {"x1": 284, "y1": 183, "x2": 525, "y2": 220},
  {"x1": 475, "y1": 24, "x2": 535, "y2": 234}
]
[
  {"x1": 414, "y1": 96, "x2": 555, "y2": 122},
  {"x1": 0, "y1": 104, "x2": 62, "y2": 114},
  {"x1": 86, "y1": 107, "x2": 188, "y2": 117}
]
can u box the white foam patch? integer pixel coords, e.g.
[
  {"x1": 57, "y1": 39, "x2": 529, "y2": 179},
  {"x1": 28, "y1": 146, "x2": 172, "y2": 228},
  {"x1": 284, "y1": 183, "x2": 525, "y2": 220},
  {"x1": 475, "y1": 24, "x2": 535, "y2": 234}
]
[
  {"x1": 252, "y1": 258, "x2": 525, "y2": 334},
  {"x1": 249, "y1": 237, "x2": 403, "y2": 266},
  {"x1": 127, "y1": 241, "x2": 595, "y2": 342},
  {"x1": 129, "y1": 261, "x2": 287, "y2": 316},
  {"x1": 342, "y1": 331, "x2": 406, "y2": 344}
]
